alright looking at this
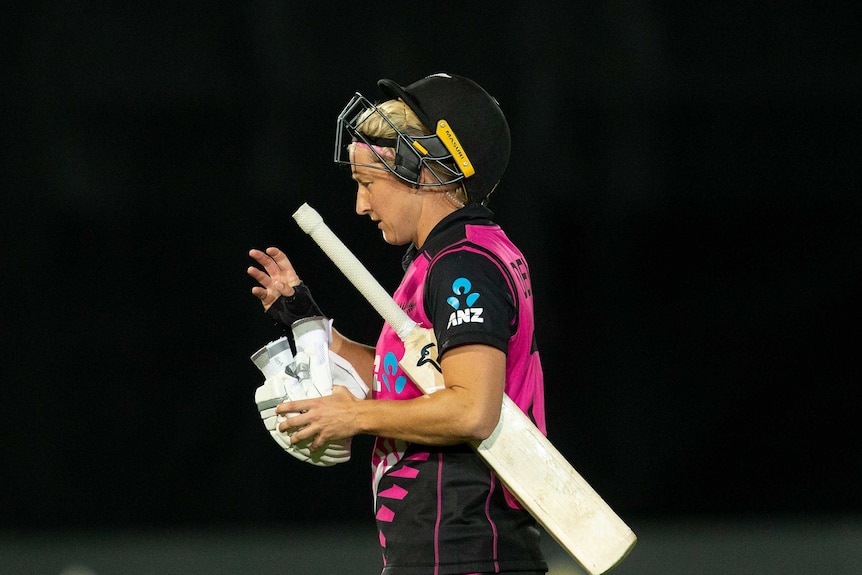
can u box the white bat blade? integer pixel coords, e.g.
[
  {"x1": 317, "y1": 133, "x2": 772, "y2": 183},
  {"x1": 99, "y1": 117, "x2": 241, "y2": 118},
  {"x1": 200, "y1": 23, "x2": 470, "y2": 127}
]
[{"x1": 477, "y1": 398, "x2": 636, "y2": 574}]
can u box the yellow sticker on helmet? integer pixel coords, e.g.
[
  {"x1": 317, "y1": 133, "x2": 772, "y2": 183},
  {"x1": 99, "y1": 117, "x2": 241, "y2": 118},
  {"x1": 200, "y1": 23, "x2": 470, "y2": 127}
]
[{"x1": 436, "y1": 120, "x2": 475, "y2": 178}]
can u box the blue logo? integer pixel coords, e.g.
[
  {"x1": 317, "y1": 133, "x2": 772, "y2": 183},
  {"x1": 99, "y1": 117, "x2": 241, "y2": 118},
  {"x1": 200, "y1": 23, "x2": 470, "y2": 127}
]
[
  {"x1": 381, "y1": 351, "x2": 407, "y2": 394},
  {"x1": 446, "y1": 277, "x2": 484, "y2": 328},
  {"x1": 446, "y1": 277, "x2": 481, "y2": 309}
]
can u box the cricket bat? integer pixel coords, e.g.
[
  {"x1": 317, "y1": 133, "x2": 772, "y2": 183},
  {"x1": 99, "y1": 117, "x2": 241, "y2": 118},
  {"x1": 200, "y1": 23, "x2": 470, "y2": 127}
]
[{"x1": 292, "y1": 203, "x2": 636, "y2": 575}]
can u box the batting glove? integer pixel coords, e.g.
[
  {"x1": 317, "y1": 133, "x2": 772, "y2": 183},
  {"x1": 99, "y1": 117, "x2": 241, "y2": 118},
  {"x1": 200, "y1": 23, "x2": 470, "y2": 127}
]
[
  {"x1": 251, "y1": 319, "x2": 367, "y2": 466},
  {"x1": 266, "y1": 284, "x2": 325, "y2": 329}
]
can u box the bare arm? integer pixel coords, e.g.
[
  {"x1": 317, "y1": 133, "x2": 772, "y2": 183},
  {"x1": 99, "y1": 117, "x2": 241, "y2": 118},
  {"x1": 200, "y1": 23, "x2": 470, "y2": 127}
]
[
  {"x1": 277, "y1": 343, "x2": 506, "y2": 449},
  {"x1": 330, "y1": 328, "x2": 376, "y2": 391}
]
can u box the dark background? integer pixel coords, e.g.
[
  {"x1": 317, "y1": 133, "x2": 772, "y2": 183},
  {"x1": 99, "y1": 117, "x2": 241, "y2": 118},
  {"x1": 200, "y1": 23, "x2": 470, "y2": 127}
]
[{"x1": 3, "y1": 2, "x2": 859, "y2": 533}]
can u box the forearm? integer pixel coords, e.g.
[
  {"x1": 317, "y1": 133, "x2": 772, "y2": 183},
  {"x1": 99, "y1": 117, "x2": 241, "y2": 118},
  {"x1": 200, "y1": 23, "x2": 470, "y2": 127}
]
[
  {"x1": 278, "y1": 344, "x2": 505, "y2": 448},
  {"x1": 353, "y1": 345, "x2": 505, "y2": 445},
  {"x1": 353, "y1": 387, "x2": 498, "y2": 445}
]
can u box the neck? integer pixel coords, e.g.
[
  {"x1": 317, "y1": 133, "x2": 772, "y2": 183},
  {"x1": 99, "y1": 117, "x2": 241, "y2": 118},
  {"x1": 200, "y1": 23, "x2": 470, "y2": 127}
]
[
  {"x1": 444, "y1": 189, "x2": 465, "y2": 209},
  {"x1": 414, "y1": 193, "x2": 461, "y2": 248}
]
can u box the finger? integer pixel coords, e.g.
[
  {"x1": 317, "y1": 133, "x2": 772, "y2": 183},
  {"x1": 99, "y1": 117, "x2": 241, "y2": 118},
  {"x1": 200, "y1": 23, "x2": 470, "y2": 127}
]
[
  {"x1": 265, "y1": 248, "x2": 303, "y2": 287},
  {"x1": 276, "y1": 399, "x2": 311, "y2": 415},
  {"x1": 265, "y1": 246, "x2": 287, "y2": 260},
  {"x1": 279, "y1": 417, "x2": 309, "y2": 435},
  {"x1": 249, "y1": 248, "x2": 293, "y2": 288},
  {"x1": 280, "y1": 420, "x2": 302, "y2": 435},
  {"x1": 248, "y1": 268, "x2": 281, "y2": 307},
  {"x1": 247, "y1": 265, "x2": 273, "y2": 287},
  {"x1": 273, "y1": 280, "x2": 293, "y2": 297},
  {"x1": 248, "y1": 248, "x2": 275, "y2": 269},
  {"x1": 290, "y1": 430, "x2": 322, "y2": 452},
  {"x1": 290, "y1": 425, "x2": 324, "y2": 451},
  {"x1": 250, "y1": 286, "x2": 272, "y2": 303}
]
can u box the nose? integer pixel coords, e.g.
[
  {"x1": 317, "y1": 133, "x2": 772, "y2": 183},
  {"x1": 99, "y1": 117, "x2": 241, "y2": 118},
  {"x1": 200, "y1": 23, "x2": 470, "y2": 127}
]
[{"x1": 355, "y1": 187, "x2": 371, "y2": 215}]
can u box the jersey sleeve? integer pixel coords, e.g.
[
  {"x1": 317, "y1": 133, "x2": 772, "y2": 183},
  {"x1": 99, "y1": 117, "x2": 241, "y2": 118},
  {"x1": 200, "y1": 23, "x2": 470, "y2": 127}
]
[{"x1": 425, "y1": 249, "x2": 516, "y2": 356}]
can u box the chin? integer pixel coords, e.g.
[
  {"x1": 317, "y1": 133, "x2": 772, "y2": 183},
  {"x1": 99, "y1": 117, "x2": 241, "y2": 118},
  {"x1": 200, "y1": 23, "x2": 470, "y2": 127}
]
[{"x1": 381, "y1": 231, "x2": 408, "y2": 246}]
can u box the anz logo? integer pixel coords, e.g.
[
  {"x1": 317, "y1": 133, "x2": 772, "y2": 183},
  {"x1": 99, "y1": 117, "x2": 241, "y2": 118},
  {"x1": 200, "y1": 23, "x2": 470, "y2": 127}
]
[{"x1": 446, "y1": 277, "x2": 484, "y2": 328}]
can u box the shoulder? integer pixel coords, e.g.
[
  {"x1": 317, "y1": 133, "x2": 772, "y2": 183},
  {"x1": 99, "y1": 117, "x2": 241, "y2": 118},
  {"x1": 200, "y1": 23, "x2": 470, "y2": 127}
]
[{"x1": 420, "y1": 206, "x2": 498, "y2": 260}]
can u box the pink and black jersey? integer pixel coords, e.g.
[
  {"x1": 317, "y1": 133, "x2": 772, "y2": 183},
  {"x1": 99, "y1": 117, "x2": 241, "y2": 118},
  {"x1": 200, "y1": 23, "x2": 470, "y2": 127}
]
[{"x1": 371, "y1": 206, "x2": 548, "y2": 575}]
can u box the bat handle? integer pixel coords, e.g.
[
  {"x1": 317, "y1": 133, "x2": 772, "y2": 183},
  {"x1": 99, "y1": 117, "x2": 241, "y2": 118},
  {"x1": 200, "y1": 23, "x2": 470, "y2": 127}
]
[
  {"x1": 292, "y1": 203, "x2": 446, "y2": 395},
  {"x1": 292, "y1": 203, "x2": 416, "y2": 339}
]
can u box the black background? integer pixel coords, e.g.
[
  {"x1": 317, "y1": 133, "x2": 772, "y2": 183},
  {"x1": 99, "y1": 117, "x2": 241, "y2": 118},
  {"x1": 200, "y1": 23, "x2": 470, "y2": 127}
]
[{"x1": 3, "y1": 3, "x2": 859, "y2": 532}]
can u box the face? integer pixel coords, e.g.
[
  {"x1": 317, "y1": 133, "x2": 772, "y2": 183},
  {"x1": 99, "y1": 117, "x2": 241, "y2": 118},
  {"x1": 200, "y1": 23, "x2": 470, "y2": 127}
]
[{"x1": 350, "y1": 146, "x2": 421, "y2": 246}]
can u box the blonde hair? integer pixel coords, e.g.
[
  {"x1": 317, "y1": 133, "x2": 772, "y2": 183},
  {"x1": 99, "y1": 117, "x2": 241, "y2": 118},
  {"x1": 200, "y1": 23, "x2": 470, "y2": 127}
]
[
  {"x1": 352, "y1": 99, "x2": 468, "y2": 207},
  {"x1": 358, "y1": 99, "x2": 427, "y2": 140}
]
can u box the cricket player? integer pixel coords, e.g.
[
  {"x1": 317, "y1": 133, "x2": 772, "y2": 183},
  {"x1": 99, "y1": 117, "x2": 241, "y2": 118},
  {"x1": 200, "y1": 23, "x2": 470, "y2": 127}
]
[{"x1": 248, "y1": 73, "x2": 548, "y2": 575}]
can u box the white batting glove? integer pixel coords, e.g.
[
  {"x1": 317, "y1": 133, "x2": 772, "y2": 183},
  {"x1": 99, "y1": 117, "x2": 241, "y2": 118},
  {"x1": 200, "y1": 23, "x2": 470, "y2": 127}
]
[
  {"x1": 287, "y1": 317, "x2": 369, "y2": 402},
  {"x1": 251, "y1": 319, "x2": 367, "y2": 466}
]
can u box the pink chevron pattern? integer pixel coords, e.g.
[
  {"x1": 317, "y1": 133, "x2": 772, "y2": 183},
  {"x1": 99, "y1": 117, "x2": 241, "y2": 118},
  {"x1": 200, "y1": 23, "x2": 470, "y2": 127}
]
[
  {"x1": 376, "y1": 504, "x2": 395, "y2": 523},
  {"x1": 388, "y1": 466, "x2": 420, "y2": 479},
  {"x1": 404, "y1": 451, "x2": 430, "y2": 461},
  {"x1": 375, "y1": 448, "x2": 429, "y2": 551},
  {"x1": 378, "y1": 484, "x2": 409, "y2": 500}
]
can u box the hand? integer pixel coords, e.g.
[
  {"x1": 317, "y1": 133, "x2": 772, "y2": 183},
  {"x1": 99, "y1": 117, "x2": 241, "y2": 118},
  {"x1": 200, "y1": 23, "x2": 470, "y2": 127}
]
[
  {"x1": 254, "y1": 370, "x2": 353, "y2": 467},
  {"x1": 252, "y1": 321, "x2": 366, "y2": 466},
  {"x1": 247, "y1": 247, "x2": 302, "y2": 311},
  {"x1": 276, "y1": 386, "x2": 362, "y2": 452}
]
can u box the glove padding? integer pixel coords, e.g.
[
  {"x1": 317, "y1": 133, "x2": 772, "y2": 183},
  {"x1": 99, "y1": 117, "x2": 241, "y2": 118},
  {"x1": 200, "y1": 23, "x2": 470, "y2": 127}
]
[{"x1": 251, "y1": 318, "x2": 367, "y2": 466}]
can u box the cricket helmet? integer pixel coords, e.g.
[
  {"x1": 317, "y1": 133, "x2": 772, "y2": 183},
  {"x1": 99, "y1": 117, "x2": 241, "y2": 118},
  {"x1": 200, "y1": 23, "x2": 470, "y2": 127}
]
[{"x1": 334, "y1": 73, "x2": 511, "y2": 205}]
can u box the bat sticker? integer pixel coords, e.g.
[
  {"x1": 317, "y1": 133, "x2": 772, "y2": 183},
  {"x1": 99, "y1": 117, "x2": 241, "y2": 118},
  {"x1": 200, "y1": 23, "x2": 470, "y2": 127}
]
[{"x1": 417, "y1": 343, "x2": 442, "y2": 372}]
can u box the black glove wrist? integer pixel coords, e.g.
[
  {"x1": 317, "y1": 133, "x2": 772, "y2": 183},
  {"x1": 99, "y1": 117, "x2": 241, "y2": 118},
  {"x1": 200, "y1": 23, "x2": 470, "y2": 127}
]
[{"x1": 266, "y1": 284, "x2": 326, "y2": 328}]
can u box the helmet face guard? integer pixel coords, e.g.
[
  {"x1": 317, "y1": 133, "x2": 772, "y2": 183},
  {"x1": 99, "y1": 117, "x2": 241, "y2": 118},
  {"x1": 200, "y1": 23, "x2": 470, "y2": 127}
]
[{"x1": 334, "y1": 92, "x2": 465, "y2": 188}]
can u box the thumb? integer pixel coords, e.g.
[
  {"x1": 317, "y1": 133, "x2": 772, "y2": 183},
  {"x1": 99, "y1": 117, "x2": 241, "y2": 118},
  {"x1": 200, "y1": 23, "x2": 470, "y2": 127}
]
[{"x1": 275, "y1": 280, "x2": 297, "y2": 297}]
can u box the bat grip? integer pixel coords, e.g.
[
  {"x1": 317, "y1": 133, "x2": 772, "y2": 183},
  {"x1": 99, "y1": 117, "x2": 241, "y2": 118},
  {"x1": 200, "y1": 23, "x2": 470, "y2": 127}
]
[{"x1": 292, "y1": 203, "x2": 417, "y2": 340}]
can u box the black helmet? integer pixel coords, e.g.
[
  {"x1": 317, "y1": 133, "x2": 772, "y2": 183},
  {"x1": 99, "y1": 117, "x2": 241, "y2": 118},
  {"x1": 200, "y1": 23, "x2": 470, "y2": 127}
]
[{"x1": 335, "y1": 73, "x2": 511, "y2": 205}]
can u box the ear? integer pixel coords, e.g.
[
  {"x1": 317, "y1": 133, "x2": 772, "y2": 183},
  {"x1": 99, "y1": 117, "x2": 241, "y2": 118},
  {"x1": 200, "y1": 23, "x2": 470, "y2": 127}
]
[{"x1": 417, "y1": 163, "x2": 439, "y2": 185}]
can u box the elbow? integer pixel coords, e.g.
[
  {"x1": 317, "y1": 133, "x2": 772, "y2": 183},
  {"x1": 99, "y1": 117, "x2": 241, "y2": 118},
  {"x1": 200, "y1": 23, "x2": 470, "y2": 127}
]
[
  {"x1": 454, "y1": 389, "x2": 504, "y2": 442},
  {"x1": 466, "y1": 409, "x2": 501, "y2": 442}
]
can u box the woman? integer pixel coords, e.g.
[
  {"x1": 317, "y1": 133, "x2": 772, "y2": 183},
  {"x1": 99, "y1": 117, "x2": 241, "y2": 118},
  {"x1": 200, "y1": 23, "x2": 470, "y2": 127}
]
[{"x1": 248, "y1": 73, "x2": 548, "y2": 575}]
